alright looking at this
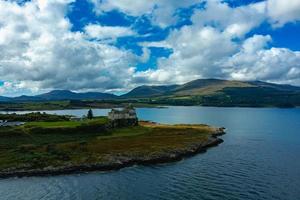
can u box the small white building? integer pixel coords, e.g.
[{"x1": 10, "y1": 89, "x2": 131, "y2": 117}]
[{"x1": 70, "y1": 116, "x2": 84, "y2": 121}]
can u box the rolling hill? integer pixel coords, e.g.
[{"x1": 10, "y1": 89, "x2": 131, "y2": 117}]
[
  {"x1": 121, "y1": 79, "x2": 299, "y2": 98},
  {"x1": 121, "y1": 79, "x2": 300, "y2": 107},
  {"x1": 1, "y1": 79, "x2": 300, "y2": 107},
  {"x1": 0, "y1": 90, "x2": 117, "y2": 102},
  {"x1": 122, "y1": 85, "x2": 178, "y2": 98},
  {"x1": 36, "y1": 90, "x2": 117, "y2": 100},
  {"x1": 0, "y1": 96, "x2": 11, "y2": 102}
]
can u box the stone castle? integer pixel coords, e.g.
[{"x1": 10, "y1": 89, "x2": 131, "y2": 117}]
[{"x1": 108, "y1": 105, "x2": 138, "y2": 127}]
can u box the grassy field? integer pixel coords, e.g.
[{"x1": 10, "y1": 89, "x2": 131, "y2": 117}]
[
  {"x1": 0, "y1": 119, "x2": 219, "y2": 172},
  {"x1": 0, "y1": 100, "x2": 160, "y2": 111},
  {"x1": 25, "y1": 117, "x2": 108, "y2": 128}
]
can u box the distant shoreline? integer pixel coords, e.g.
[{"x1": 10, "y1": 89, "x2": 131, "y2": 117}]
[{"x1": 0, "y1": 104, "x2": 298, "y2": 112}]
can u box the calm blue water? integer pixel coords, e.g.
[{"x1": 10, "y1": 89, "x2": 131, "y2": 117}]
[{"x1": 0, "y1": 106, "x2": 300, "y2": 200}]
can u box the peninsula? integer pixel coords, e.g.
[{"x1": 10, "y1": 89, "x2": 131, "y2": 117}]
[{"x1": 0, "y1": 107, "x2": 225, "y2": 178}]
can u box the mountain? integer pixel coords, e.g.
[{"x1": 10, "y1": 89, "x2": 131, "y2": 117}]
[
  {"x1": 121, "y1": 79, "x2": 253, "y2": 98},
  {"x1": 36, "y1": 90, "x2": 80, "y2": 100},
  {"x1": 1, "y1": 79, "x2": 300, "y2": 107},
  {"x1": 121, "y1": 79, "x2": 300, "y2": 107},
  {"x1": 0, "y1": 90, "x2": 117, "y2": 102},
  {"x1": 122, "y1": 79, "x2": 300, "y2": 98},
  {"x1": 0, "y1": 96, "x2": 11, "y2": 102},
  {"x1": 36, "y1": 90, "x2": 117, "y2": 101},
  {"x1": 248, "y1": 81, "x2": 300, "y2": 91},
  {"x1": 13, "y1": 95, "x2": 43, "y2": 101},
  {"x1": 76, "y1": 92, "x2": 118, "y2": 100},
  {"x1": 122, "y1": 85, "x2": 178, "y2": 98},
  {"x1": 171, "y1": 79, "x2": 252, "y2": 96}
]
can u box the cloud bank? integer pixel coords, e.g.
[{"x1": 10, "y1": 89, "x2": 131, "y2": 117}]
[{"x1": 0, "y1": 0, "x2": 300, "y2": 96}]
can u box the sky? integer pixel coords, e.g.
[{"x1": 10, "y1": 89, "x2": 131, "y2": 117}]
[{"x1": 0, "y1": 0, "x2": 300, "y2": 96}]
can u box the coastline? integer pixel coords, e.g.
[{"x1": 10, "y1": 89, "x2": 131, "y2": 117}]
[
  {"x1": 0, "y1": 129, "x2": 225, "y2": 179},
  {"x1": 0, "y1": 104, "x2": 297, "y2": 112}
]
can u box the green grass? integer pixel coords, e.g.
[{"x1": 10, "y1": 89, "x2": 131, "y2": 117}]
[
  {"x1": 0, "y1": 120, "x2": 219, "y2": 172},
  {"x1": 0, "y1": 100, "x2": 159, "y2": 112},
  {"x1": 101, "y1": 125, "x2": 152, "y2": 139},
  {"x1": 24, "y1": 117, "x2": 108, "y2": 128},
  {"x1": 25, "y1": 121, "x2": 82, "y2": 128}
]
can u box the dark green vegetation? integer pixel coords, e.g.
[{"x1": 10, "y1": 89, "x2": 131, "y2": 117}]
[
  {"x1": 122, "y1": 79, "x2": 300, "y2": 107},
  {"x1": 0, "y1": 100, "x2": 158, "y2": 111},
  {"x1": 0, "y1": 112, "x2": 69, "y2": 122},
  {"x1": 1, "y1": 79, "x2": 300, "y2": 108},
  {"x1": 0, "y1": 117, "x2": 221, "y2": 174},
  {"x1": 6, "y1": 90, "x2": 117, "y2": 101},
  {"x1": 0, "y1": 101, "x2": 72, "y2": 111},
  {"x1": 87, "y1": 109, "x2": 93, "y2": 119}
]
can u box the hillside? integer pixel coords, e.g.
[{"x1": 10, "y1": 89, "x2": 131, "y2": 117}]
[
  {"x1": 36, "y1": 90, "x2": 117, "y2": 100},
  {"x1": 121, "y1": 79, "x2": 300, "y2": 107},
  {"x1": 121, "y1": 79, "x2": 254, "y2": 99},
  {"x1": 1, "y1": 79, "x2": 300, "y2": 107},
  {"x1": 0, "y1": 96, "x2": 11, "y2": 102},
  {"x1": 122, "y1": 79, "x2": 300, "y2": 98},
  {"x1": 0, "y1": 90, "x2": 117, "y2": 102},
  {"x1": 171, "y1": 79, "x2": 253, "y2": 96},
  {"x1": 122, "y1": 85, "x2": 178, "y2": 98}
]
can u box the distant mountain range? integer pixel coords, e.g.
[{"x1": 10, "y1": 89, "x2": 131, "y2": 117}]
[
  {"x1": 0, "y1": 90, "x2": 117, "y2": 102},
  {"x1": 1, "y1": 79, "x2": 300, "y2": 107},
  {"x1": 122, "y1": 78, "x2": 300, "y2": 97}
]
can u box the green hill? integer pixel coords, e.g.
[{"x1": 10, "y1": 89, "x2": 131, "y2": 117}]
[
  {"x1": 1, "y1": 79, "x2": 300, "y2": 108},
  {"x1": 121, "y1": 85, "x2": 178, "y2": 98},
  {"x1": 121, "y1": 79, "x2": 300, "y2": 107}
]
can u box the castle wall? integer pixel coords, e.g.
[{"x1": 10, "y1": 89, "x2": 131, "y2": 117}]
[
  {"x1": 109, "y1": 118, "x2": 138, "y2": 128},
  {"x1": 108, "y1": 107, "x2": 138, "y2": 128}
]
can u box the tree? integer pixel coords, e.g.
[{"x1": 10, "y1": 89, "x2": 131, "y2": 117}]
[{"x1": 87, "y1": 109, "x2": 93, "y2": 119}]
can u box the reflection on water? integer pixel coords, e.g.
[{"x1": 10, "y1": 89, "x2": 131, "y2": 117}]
[{"x1": 0, "y1": 106, "x2": 300, "y2": 200}]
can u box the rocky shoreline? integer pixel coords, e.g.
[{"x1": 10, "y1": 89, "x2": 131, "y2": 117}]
[{"x1": 0, "y1": 128, "x2": 225, "y2": 179}]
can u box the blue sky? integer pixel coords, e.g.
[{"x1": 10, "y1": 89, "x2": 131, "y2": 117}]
[
  {"x1": 67, "y1": 0, "x2": 176, "y2": 72},
  {"x1": 67, "y1": 0, "x2": 300, "y2": 69},
  {"x1": 0, "y1": 0, "x2": 300, "y2": 96}
]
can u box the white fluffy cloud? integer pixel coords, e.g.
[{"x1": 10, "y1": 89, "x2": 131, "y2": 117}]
[
  {"x1": 138, "y1": 1, "x2": 300, "y2": 86},
  {"x1": 84, "y1": 24, "x2": 135, "y2": 40},
  {"x1": 90, "y1": 0, "x2": 300, "y2": 28},
  {"x1": 89, "y1": 0, "x2": 200, "y2": 27},
  {"x1": 0, "y1": 0, "x2": 139, "y2": 96},
  {"x1": 136, "y1": 25, "x2": 237, "y2": 84},
  {"x1": 267, "y1": 0, "x2": 300, "y2": 27},
  {"x1": 1, "y1": 0, "x2": 300, "y2": 96},
  {"x1": 192, "y1": 0, "x2": 266, "y2": 38},
  {"x1": 141, "y1": 29, "x2": 300, "y2": 85},
  {"x1": 223, "y1": 35, "x2": 300, "y2": 84}
]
